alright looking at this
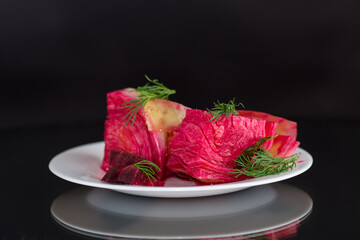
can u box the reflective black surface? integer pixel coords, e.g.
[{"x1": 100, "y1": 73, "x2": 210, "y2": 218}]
[
  {"x1": 50, "y1": 183, "x2": 312, "y2": 239},
  {"x1": 1, "y1": 119, "x2": 359, "y2": 239}
]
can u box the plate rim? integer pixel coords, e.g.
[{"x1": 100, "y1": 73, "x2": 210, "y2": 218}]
[{"x1": 49, "y1": 141, "x2": 313, "y2": 195}]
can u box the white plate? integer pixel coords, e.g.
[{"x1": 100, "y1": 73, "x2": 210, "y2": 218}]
[
  {"x1": 51, "y1": 183, "x2": 313, "y2": 239},
  {"x1": 49, "y1": 141, "x2": 312, "y2": 198}
]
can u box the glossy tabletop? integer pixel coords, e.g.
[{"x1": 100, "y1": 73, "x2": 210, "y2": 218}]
[{"x1": 1, "y1": 119, "x2": 358, "y2": 239}]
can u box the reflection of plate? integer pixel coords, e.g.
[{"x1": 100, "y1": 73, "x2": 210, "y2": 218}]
[
  {"x1": 51, "y1": 183, "x2": 313, "y2": 239},
  {"x1": 49, "y1": 142, "x2": 313, "y2": 198}
]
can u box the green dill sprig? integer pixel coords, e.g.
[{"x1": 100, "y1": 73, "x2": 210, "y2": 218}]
[
  {"x1": 231, "y1": 148, "x2": 300, "y2": 178},
  {"x1": 207, "y1": 98, "x2": 245, "y2": 122},
  {"x1": 133, "y1": 160, "x2": 161, "y2": 182},
  {"x1": 240, "y1": 135, "x2": 278, "y2": 159},
  {"x1": 120, "y1": 75, "x2": 176, "y2": 126},
  {"x1": 120, "y1": 99, "x2": 143, "y2": 127}
]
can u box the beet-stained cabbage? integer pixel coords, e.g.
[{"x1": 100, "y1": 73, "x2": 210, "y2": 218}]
[
  {"x1": 102, "y1": 89, "x2": 167, "y2": 179},
  {"x1": 238, "y1": 110, "x2": 300, "y2": 157},
  {"x1": 102, "y1": 88, "x2": 187, "y2": 180},
  {"x1": 102, "y1": 88, "x2": 301, "y2": 185},
  {"x1": 166, "y1": 109, "x2": 279, "y2": 184}
]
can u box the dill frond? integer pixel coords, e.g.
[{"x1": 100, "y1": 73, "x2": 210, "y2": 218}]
[
  {"x1": 207, "y1": 98, "x2": 244, "y2": 122},
  {"x1": 133, "y1": 160, "x2": 161, "y2": 182},
  {"x1": 231, "y1": 148, "x2": 300, "y2": 178},
  {"x1": 120, "y1": 75, "x2": 176, "y2": 127}
]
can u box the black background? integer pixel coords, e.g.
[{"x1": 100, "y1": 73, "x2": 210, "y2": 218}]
[
  {"x1": 1, "y1": 0, "x2": 359, "y2": 239},
  {"x1": 1, "y1": 0, "x2": 360, "y2": 129}
]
